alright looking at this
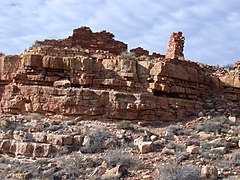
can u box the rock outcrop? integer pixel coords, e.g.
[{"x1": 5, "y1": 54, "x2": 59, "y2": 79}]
[
  {"x1": 0, "y1": 26, "x2": 239, "y2": 121},
  {"x1": 32, "y1": 26, "x2": 127, "y2": 55},
  {"x1": 0, "y1": 130, "x2": 83, "y2": 157},
  {"x1": 166, "y1": 32, "x2": 185, "y2": 59}
]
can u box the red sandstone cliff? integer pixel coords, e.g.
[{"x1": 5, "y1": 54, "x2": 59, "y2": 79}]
[{"x1": 0, "y1": 26, "x2": 239, "y2": 121}]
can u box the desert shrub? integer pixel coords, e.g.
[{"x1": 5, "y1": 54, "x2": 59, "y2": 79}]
[
  {"x1": 105, "y1": 149, "x2": 136, "y2": 169},
  {"x1": 45, "y1": 124, "x2": 63, "y2": 132},
  {"x1": 222, "y1": 64, "x2": 235, "y2": 71},
  {"x1": 211, "y1": 116, "x2": 228, "y2": 123},
  {"x1": 201, "y1": 151, "x2": 223, "y2": 160},
  {"x1": 157, "y1": 163, "x2": 200, "y2": 180},
  {"x1": 51, "y1": 120, "x2": 61, "y2": 126},
  {"x1": 29, "y1": 40, "x2": 42, "y2": 49},
  {"x1": 81, "y1": 128, "x2": 111, "y2": 153},
  {"x1": 231, "y1": 152, "x2": 240, "y2": 167},
  {"x1": 201, "y1": 141, "x2": 225, "y2": 150},
  {"x1": 26, "y1": 112, "x2": 47, "y2": 121},
  {"x1": 223, "y1": 176, "x2": 239, "y2": 180},
  {"x1": 0, "y1": 157, "x2": 10, "y2": 164},
  {"x1": 201, "y1": 121, "x2": 224, "y2": 133},
  {"x1": 117, "y1": 120, "x2": 133, "y2": 130},
  {"x1": 119, "y1": 52, "x2": 136, "y2": 61},
  {"x1": 67, "y1": 120, "x2": 76, "y2": 126},
  {"x1": 59, "y1": 155, "x2": 84, "y2": 178},
  {"x1": 202, "y1": 102, "x2": 215, "y2": 110},
  {"x1": 57, "y1": 154, "x2": 99, "y2": 179},
  {"x1": 0, "y1": 52, "x2": 5, "y2": 56},
  {"x1": 1, "y1": 119, "x2": 18, "y2": 131}
]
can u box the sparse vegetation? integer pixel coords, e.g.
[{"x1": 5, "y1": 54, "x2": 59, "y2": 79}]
[
  {"x1": 81, "y1": 128, "x2": 111, "y2": 153},
  {"x1": 222, "y1": 64, "x2": 235, "y2": 71},
  {"x1": 195, "y1": 118, "x2": 226, "y2": 133},
  {"x1": 57, "y1": 154, "x2": 99, "y2": 179},
  {"x1": 59, "y1": 155, "x2": 84, "y2": 178},
  {"x1": 231, "y1": 152, "x2": 240, "y2": 167},
  {"x1": 1, "y1": 119, "x2": 18, "y2": 130},
  {"x1": 119, "y1": 52, "x2": 137, "y2": 61},
  {"x1": 29, "y1": 40, "x2": 42, "y2": 49},
  {"x1": 117, "y1": 120, "x2": 133, "y2": 130},
  {"x1": 157, "y1": 163, "x2": 201, "y2": 180},
  {"x1": 105, "y1": 149, "x2": 136, "y2": 168},
  {"x1": 25, "y1": 112, "x2": 47, "y2": 121}
]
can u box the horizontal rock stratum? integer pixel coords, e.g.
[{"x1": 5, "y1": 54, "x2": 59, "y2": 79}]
[{"x1": 0, "y1": 26, "x2": 239, "y2": 121}]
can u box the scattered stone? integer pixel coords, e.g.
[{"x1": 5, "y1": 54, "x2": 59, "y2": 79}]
[
  {"x1": 176, "y1": 153, "x2": 189, "y2": 163},
  {"x1": 62, "y1": 135, "x2": 73, "y2": 145},
  {"x1": 46, "y1": 134, "x2": 63, "y2": 146},
  {"x1": 228, "y1": 116, "x2": 238, "y2": 124},
  {"x1": 186, "y1": 145, "x2": 200, "y2": 154},
  {"x1": 138, "y1": 141, "x2": 154, "y2": 154},
  {"x1": 198, "y1": 112, "x2": 204, "y2": 117},
  {"x1": 201, "y1": 165, "x2": 218, "y2": 180},
  {"x1": 150, "y1": 135, "x2": 158, "y2": 141},
  {"x1": 32, "y1": 132, "x2": 47, "y2": 143},
  {"x1": 133, "y1": 136, "x2": 146, "y2": 146},
  {"x1": 53, "y1": 79, "x2": 71, "y2": 88},
  {"x1": 161, "y1": 147, "x2": 175, "y2": 155},
  {"x1": 210, "y1": 147, "x2": 227, "y2": 155},
  {"x1": 73, "y1": 135, "x2": 84, "y2": 146},
  {"x1": 198, "y1": 131, "x2": 211, "y2": 140},
  {"x1": 90, "y1": 166, "x2": 107, "y2": 178},
  {"x1": 100, "y1": 165, "x2": 127, "y2": 179}
]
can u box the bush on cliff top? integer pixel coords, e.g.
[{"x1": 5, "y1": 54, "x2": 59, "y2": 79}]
[{"x1": 119, "y1": 52, "x2": 137, "y2": 61}]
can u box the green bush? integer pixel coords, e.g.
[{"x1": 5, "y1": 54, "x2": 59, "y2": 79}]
[{"x1": 119, "y1": 52, "x2": 137, "y2": 61}]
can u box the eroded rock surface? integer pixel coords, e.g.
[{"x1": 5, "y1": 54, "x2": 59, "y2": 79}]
[{"x1": 0, "y1": 26, "x2": 239, "y2": 122}]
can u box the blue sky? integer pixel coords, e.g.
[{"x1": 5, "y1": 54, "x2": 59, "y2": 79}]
[{"x1": 0, "y1": 0, "x2": 240, "y2": 65}]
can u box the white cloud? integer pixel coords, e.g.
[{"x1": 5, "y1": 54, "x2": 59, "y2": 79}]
[{"x1": 0, "y1": 0, "x2": 240, "y2": 65}]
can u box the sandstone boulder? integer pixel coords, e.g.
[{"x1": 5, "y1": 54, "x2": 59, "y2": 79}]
[
  {"x1": 16, "y1": 142, "x2": 34, "y2": 156},
  {"x1": 138, "y1": 141, "x2": 154, "y2": 154},
  {"x1": 47, "y1": 134, "x2": 63, "y2": 146},
  {"x1": 53, "y1": 79, "x2": 71, "y2": 88},
  {"x1": 33, "y1": 143, "x2": 52, "y2": 157},
  {"x1": 73, "y1": 135, "x2": 84, "y2": 146},
  {"x1": 101, "y1": 165, "x2": 128, "y2": 180},
  {"x1": 32, "y1": 132, "x2": 47, "y2": 143},
  {"x1": 201, "y1": 165, "x2": 218, "y2": 180},
  {"x1": 186, "y1": 145, "x2": 200, "y2": 154}
]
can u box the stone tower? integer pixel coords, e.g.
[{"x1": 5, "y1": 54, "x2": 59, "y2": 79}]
[{"x1": 166, "y1": 32, "x2": 185, "y2": 60}]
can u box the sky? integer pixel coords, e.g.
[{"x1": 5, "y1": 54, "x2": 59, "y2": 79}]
[{"x1": 0, "y1": 0, "x2": 240, "y2": 65}]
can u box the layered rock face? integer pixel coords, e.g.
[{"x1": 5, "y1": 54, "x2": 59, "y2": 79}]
[
  {"x1": 0, "y1": 27, "x2": 238, "y2": 121},
  {"x1": 216, "y1": 61, "x2": 240, "y2": 101}
]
